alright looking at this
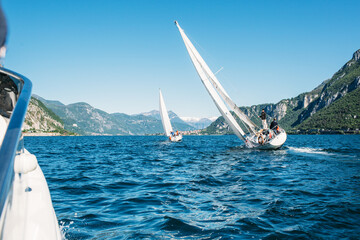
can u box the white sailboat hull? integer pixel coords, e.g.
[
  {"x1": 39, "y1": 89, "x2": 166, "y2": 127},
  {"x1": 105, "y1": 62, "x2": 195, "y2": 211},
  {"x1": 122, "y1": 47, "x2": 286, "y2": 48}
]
[
  {"x1": 257, "y1": 131, "x2": 287, "y2": 150},
  {"x1": 169, "y1": 134, "x2": 183, "y2": 142}
]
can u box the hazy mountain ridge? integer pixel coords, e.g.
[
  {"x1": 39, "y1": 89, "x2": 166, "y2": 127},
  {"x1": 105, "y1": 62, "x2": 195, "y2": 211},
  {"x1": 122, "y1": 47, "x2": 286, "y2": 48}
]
[
  {"x1": 180, "y1": 116, "x2": 216, "y2": 129},
  {"x1": 138, "y1": 110, "x2": 215, "y2": 129},
  {"x1": 202, "y1": 49, "x2": 360, "y2": 134},
  {"x1": 32, "y1": 97, "x2": 196, "y2": 135}
]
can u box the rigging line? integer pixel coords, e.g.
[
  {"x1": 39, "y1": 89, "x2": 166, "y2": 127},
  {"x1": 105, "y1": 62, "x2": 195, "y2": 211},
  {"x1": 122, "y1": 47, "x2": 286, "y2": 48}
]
[
  {"x1": 202, "y1": 60, "x2": 257, "y2": 134},
  {"x1": 234, "y1": 111, "x2": 251, "y2": 134},
  {"x1": 176, "y1": 22, "x2": 246, "y2": 138},
  {"x1": 251, "y1": 111, "x2": 263, "y2": 131},
  {"x1": 231, "y1": 102, "x2": 257, "y2": 129},
  {"x1": 187, "y1": 31, "x2": 231, "y2": 83},
  {"x1": 237, "y1": 106, "x2": 259, "y2": 131},
  {"x1": 214, "y1": 67, "x2": 223, "y2": 75},
  {"x1": 208, "y1": 72, "x2": 257, "y2": 134},
  {"x1": 187, "y1": 34, "x2": 256, "y2": 132},
  {"x1": 203, "y1": 67, "x2": 253, "y2": 134},
  {"x1": 183, "y1": 25, "x2": 245, "y2": 110},
  {"x1": 231, "y1": 106, "x2": 253, "y2": 133},
  {"x1": 185, "y1": 40, "x2": 246, "y2": 139}
]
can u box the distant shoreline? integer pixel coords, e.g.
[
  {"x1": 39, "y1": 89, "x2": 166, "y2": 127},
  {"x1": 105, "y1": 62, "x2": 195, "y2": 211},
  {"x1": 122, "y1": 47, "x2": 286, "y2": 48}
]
[
  {"x1": 22, "y1": 132, "x2": 63, "y2": 136},
  {"x1": 22, "y1": 132, "x2": 360, "y2": 137},
  {"x1": 287, "y1": 130, "x2": 360, "y2": 135}
]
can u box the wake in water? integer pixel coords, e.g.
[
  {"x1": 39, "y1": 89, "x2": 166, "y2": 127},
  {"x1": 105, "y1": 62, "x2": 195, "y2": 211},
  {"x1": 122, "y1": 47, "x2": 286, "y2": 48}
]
[
  {"x1": 286, "y1": 146, "x2": 332, "y2": 155},
  {"x1": 59, "y1": 220, "x2": 74, "y2": 240}
]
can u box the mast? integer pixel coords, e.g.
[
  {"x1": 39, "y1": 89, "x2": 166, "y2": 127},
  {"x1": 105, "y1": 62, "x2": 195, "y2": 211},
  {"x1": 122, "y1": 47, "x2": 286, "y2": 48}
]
[
  {"x1": 159, "y1": 89, "x2": 173, "y2": 136},
  {"x1": 175, "y1": 21, "x2": 247, "y2": 140},
  {"x1": 175, "y1": 21, "x2": 258, "y2": 135}
]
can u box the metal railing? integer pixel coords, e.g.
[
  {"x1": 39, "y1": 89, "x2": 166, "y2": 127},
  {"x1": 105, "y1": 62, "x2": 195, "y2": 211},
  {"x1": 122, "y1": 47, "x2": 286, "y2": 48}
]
[{"x1": 0, "y1": 67, "x2": 32, "y2": 217}]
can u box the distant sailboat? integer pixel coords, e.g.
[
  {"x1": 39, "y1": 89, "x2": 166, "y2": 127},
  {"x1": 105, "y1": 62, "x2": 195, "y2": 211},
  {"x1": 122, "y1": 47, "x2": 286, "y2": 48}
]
[
  {"x1": 159, "y1": 89, "x2": 182, "y2": 142},
  {"x1": 175, "y1": 21, "x2": 286, "y2": 149}
]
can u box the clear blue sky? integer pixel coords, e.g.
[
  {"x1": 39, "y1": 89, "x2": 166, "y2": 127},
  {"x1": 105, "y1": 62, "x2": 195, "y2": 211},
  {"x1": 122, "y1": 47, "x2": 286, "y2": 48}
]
[{"x1": 3, "y1": 0, "x2": 360, "y2": 118}]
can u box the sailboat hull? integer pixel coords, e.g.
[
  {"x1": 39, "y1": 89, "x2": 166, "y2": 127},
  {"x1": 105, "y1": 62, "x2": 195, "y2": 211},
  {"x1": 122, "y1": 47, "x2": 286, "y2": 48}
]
[
  {"x1": 257, "y1": 131, "x2": 287, "y2": 150},
  {"x1": 169, "y1": 134, "x2": 183, "y2": 142}
]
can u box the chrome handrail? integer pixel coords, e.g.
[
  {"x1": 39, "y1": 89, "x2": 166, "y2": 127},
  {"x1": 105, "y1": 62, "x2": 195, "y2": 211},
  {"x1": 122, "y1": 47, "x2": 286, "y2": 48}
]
[{"x1": 0, "y1": 67, "x2": 32, "y2": 217}]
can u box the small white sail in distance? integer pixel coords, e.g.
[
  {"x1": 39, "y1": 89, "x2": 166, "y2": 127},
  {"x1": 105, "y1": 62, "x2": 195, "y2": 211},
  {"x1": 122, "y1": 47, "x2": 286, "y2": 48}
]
[{"x1": 159, "y1": 89, "x2": 173, "y2": 137}]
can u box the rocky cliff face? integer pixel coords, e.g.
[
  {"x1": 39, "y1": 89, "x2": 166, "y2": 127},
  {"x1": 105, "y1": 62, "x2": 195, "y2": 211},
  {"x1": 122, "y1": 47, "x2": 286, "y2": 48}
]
[
  {"x1": 290, "y1": 49, "x2": 360, "y2": 127},
  {"x1": 23, "y1": 97, "x2": 65, "y2": 133},
  {"x1": 203, "y1": 49, "x2": 360, "y2": 134}
]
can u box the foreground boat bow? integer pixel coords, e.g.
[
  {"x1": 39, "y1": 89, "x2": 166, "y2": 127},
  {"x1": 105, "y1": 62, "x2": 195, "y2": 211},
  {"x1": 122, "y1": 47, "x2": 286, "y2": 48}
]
[{"x1": 0, "y1": 67, "x2": 62, "y2": 239}]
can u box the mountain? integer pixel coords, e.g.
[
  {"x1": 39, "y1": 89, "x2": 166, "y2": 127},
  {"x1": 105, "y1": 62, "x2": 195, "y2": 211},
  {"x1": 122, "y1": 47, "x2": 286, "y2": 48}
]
[
  {"x1": 296, "y1": 87, "x2": 359, "y2": 133},
  {"x1": 23, "y1": 97, "x2": 72, "y2": 135},
  {"x1": 32, "y1": 94, "x2": 64, "y2": 107},
  {"x1": 138, "y1": 110, "x2": 200, "y2": 129},
  {"x1": 33, "y1": 97, "x2": 195, "y2": 135},
  {"x1": 202, "y1": 49, "x2": 360, "y2": 134},
  {"x1": 180, "y1": 116, "x2": 216, "y2": 129}
]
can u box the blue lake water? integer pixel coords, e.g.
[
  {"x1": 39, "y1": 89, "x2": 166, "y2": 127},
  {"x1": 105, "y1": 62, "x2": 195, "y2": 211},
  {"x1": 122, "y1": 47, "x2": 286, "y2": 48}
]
[{"x1": 24, "y1": 135, "x2": 360, "y2": 239}]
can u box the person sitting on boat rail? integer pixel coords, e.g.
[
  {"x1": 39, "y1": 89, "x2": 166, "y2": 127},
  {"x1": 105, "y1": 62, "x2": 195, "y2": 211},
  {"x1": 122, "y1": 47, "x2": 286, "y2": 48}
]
[
  {"x1": 270, "y1": 118, "x2": 278, "y2": 130},
  {"x1": 259, "y1": 109, "x2": 268, "y2": 129}
]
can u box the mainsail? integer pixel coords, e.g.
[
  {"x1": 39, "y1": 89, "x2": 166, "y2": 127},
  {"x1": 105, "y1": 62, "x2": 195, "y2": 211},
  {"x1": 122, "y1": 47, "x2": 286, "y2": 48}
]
[
  {"x1": 175, "y1": 21, "x2": 258, "y2": 141},
  {"x1": 159, "y1": 89, "x2": 173, "y2": 137}
]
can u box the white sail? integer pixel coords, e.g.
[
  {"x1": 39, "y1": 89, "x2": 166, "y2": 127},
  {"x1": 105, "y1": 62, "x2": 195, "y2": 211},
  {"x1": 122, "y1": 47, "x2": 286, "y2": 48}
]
[
  {"x1": 175, "y1": 21, "x2": 286, "y2": 149},
  {"x1": 175, "y1": 21, "x2": 257, "y2": 135},
  {"x1": 207, "y1": 79, "x2": 258, "y2": 134},
  {"x1": 159, "y1": 89, "x2": 173, "y2": 137},
  {"x1": 175, "y1": 21, "x2": 246, "y2": 140}
]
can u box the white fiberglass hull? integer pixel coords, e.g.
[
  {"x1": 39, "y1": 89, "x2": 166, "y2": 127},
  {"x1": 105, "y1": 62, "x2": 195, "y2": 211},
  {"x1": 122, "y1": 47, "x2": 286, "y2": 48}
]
[
  {"x1": 246, "y1": 130, "x2": 287, "y2": 150},
  {"x1": 169, "y1": 134, "x2": 182, "y2": 142},
  {"x1": 0, "y1": 149, "x2": 62, "y2": 240},
  {"x1": 257, "y1": 131, "x2": 287, "y2": 150}
]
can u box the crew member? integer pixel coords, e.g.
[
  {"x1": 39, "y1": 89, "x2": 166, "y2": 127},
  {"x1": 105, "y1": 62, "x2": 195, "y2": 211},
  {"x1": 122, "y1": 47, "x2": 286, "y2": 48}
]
[
  {"x1": 270, "y1": 118, "x2": 278, "y2": 130},
  {"x1": 259, "y1": 109, "x2": 267, "y2": 129}
]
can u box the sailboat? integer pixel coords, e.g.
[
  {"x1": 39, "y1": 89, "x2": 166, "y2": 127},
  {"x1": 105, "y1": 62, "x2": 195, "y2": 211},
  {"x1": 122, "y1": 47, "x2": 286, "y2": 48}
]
[
  {"x1": 159, "y1": 89, "x2": 182, "y2": 142},
  {"x1": 175, "y1": 21, "x2": 286, "y2": 149}
]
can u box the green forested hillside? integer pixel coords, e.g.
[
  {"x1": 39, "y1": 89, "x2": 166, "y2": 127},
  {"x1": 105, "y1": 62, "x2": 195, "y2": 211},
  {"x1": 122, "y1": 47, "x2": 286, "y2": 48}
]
[{"x1": 297, "y1": 88, "x2": 360, "y2": 131}]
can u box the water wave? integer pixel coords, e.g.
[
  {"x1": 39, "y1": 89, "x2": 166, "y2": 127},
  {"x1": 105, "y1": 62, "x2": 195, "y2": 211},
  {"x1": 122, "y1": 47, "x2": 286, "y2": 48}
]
[{"x1": 24, "y1": 135, "x2": 360, "y2": 239}]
